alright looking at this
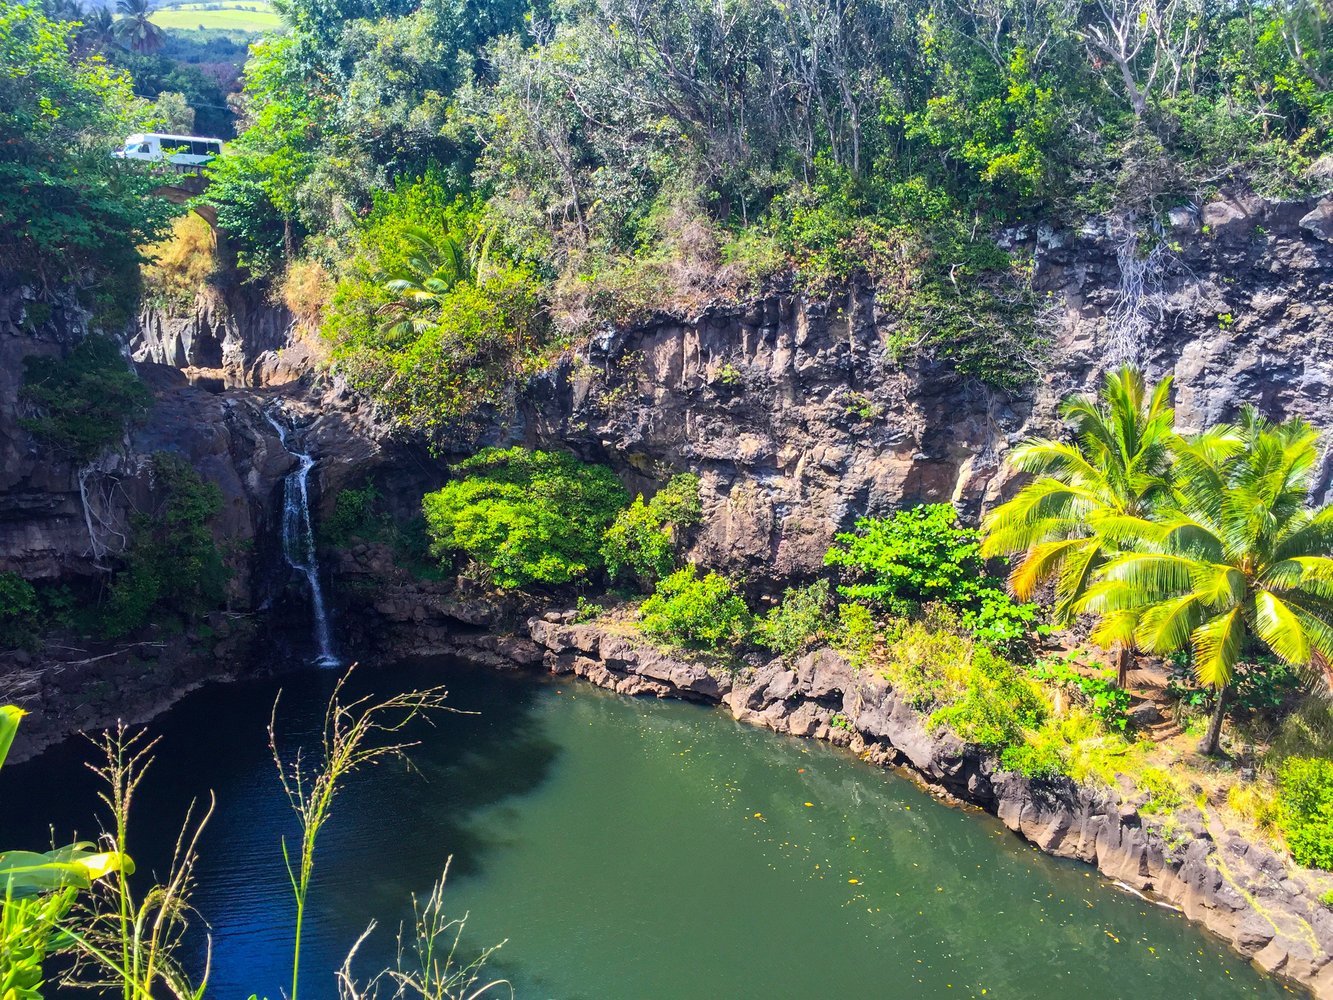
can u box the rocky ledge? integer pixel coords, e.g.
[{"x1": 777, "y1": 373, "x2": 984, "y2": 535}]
[
  {"x1": 0, "y1": 612, "x2": 260, "y2": 763},
  {"x1": 502, "y1": 616, "x2": 1333, "y2": 1000}
]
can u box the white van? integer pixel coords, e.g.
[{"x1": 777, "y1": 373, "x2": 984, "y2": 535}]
[{"x1": 114, "y1": 133, "x2": 224, "y2": 169}]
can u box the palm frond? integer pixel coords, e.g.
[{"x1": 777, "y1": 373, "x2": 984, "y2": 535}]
[
  {"x1": 1190, "y1": 606, "x2": 1245, "y2": 690},
  {"x1": 1135, "y1": 592, "x2": 1203, "y2": 654},
  {"x1": 1250, "y1": 590, "x2": 1312, "y2": 666}
]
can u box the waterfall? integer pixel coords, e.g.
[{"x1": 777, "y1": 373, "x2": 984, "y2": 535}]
[{"x1": 264, "y1": 409, "x2": 339, "y2": 667}]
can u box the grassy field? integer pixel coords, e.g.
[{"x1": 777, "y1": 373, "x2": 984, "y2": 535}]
[{"x1": 150, "y1": 2, "x2": 279, "y2": 31}]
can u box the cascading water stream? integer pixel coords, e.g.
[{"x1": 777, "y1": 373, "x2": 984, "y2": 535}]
[{"x1": 264, "y1": 409, "x2": 339, "y2": 667}]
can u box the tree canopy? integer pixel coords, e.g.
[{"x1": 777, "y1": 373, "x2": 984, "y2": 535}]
[{"x1": 0, "y1": 2, "x2": 173, "y2": 287}]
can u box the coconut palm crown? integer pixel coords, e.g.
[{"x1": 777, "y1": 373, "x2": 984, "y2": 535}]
[
  {"x1": 113, "y1": 0, "x2": 165, "y2": 53},
  {"x1": 375, "y1": 226, "x2": 475, "y2": 340},
  {"x1": 981, "y1": 366, "x2": 1175, "y2": 629},
  {"x1": 1078, "y1": 407, "x2": 1333, "y2": 753}
]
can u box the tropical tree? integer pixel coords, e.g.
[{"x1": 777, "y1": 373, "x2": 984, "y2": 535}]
[
  {"x1": 982, "y1": 366, "x2": 1176, "y2": 684},
  {"x1": 375, "y1": 225, "x2": 476, "y2": 339},
  {"x1": 1079, "y1": 409, "x2": 1333, "y2": 754},
  {"x1": 113, "y1": 0, "x2": 164, "y2": 54},
  {"x1": 80, "y1": 7, "x2": 118, "y2": 52}
]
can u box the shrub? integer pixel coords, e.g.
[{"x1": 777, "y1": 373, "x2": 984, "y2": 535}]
[
  {"x1": 927, "y1": 645, "x2": 1049, "y2": 750},
  {"x1": 102, "y1": 453, "x2": 229, "y2": 638},
  {"x1": 572, "y1": 596, "x2": 604, "y2": 624},
  {"x1": 755, "y1": 579, "x2": 835, "y2": 660},
  {"x1": 1137, "y1": 767, "x2": 1184, "y2": 816},
  {"x1": 1031, "y1": 657, "x2": 1132, "y2": 732},
  {"x1": 0, "y1": 572, "x2": 39, "y2": 650},
  {"x1": 833, "y1": 601, "x2": 879, "y2": 664},
  {"x1": 639, "y1": 565, "x2": 752, "y2": 650},
  {"x1": 998, "y1": 735, "x2": 1065, "y2": 780},
  {"x1": 140, "y1": 213, "x2": 216, "y2": 309},
  {"x1": 876, "y1": 615, "x2": 976, "y2": 709},
  {"x1": 998, "y1": 708, "x2": 1134, "y2": 784},
  {"x1": 824, "y1": 504, "x2": 1045, "y2": 656},
  {"x1": 20, "y1": 336, "x2": 152, "y2": 463},
  {"x1": 1279, "y1": 757, "x2": 1333, "y2": 871},
  {"x1": 600, "y1": 473, "x2": 702, "y2": 586},
  {"x1": 825, "y1": 505, "x2": 979, "y2": 614},
  {"x1": 323, "y1": 483, "x2": 385, "y2": 547},
  {"x1": 422, "y1": 448, "x2": 628, "y2": 589}
]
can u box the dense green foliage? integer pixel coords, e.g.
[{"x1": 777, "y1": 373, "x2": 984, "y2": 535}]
[
  {"x1": 194, "y1": 0, "x2": 1333, "y2": 407},
  {"x1": 639, "y1": 565, "x2": 753, "y2": 651},
  {"x1": 929, "y1": 647, "x2": 1050, "y2": 751},
  {"x1": 1278, "y1": 756, "x2": 1333, "y2": 870},
  {"x1": 600, "y1": 473, "x2": 702, "y2": 586},
  {"x1": 319, "y1": 175, "x2": 547, "y2": 437},
  {"x1": 103, "y1": 453, "x2": 229, "y2": 637},
  {"x1": 754, "y1": 579, "x2": 836, "y2": 660},
  {"x1": 422, "y1": 447, "x2": 628, "y2": 588},
  {"x1": 0, "y1": 573, "x2": 39, "y2": 651},
  {"x1": 20, "y1": 336, "x2": 152, "y2": 463},
  {"x1": 825, "y1": 504, "x2": 1043, "y2": 655},
  {"x1": 0, "y1": 3, "x2": 173, "y2": 288},
  {"x1": 1031, "y1": 656, "x2": 1132, "y2": 732},
  {"x1": 323, "y1": 483, "x2": 387, "y2": 547}
]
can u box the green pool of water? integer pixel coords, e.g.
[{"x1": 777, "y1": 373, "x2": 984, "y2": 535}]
[{"x1": 0, "y1": 658, "x2": 1298, "y2": 999}]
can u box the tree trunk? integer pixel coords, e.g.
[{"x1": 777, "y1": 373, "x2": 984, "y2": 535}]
[
  {"x1": 1198, "y1": 685, "x2": 1228, "y2": 756},
  {"x1": 1114, "y1": 643, "x2": 1133, "y2": 688}
]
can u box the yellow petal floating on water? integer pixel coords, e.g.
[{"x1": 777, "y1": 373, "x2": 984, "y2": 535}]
[{"x1": 804, "y1": 802, "x2": 814, "y2": 807}]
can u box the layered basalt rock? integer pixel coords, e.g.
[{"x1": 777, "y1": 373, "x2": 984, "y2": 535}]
[{"x1": 508, "y1": 188, "x2": 1333, "y2": 580}]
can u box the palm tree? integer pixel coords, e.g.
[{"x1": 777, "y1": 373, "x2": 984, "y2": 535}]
[
  {"x1": 80, "y1": 7, "x2": 118, "y2": 52},
  {"x1": 981, "y1": 366, "x2": 1175, "y2": 684},
  {"x1": 1079, "y1": 408, "x2": 1333, "y2": 754},
  {"x1": 113, "y1": 0, "x2": 165, "y2": 54},
  {"x1": 375, "y1": 226, "x2": 475, "y2": 340},
  {"x1": 43, "y1": 0, "x2": 85, "y2": 23}
]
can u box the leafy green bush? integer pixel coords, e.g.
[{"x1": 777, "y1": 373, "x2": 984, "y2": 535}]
[
  {"x1": 0, "y1": 572, "x2": 39, "y2": 651},
  {"x1": 927, "y1": 646, "x2": 1049, "y2": 750},
  {"x1": 998, "y1": 708, "x2": 1134, "y2": 784},
  {"x1": 755, "y1": 579, "x2": 835, "y2": 660},
  {"x1": 102, "y1": 453, "x2": 229, "y2": 638},
  {"x1": 1136, "y1": 767, "x2": 1185, "y2": 816},
  {"x1": 1279, "y1": 757, "x2": 1333, "y2": 871},
  {"x1": 824, "y1": 504, "x2": 1045, "y2": 655},
  {"x1": 323, "y1": 176, "x2": 548, "y2": 439},
  {"x1": 639, "y1": 565, "x2": 753, "y2": 651},
  {"x1": 422, "y1": 448, "x2": 628, "y2": 589},
  {"x1": 600, "y1": 473, "x2": 702, "y2": 586},
  {"x1": 833, "y1": 601, "x2": 879, "y2": 663},
  {"x1": 323, "y1": 483, "x2": 386, "y2": 547},
  {"x1": 20, "y1": 336, "x2": 152, "y2": 463},
  {"x1": 1031, "y1": 657, "x2": 1132, "y2": 732}
]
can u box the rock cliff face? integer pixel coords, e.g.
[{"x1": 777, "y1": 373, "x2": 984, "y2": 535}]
[
  {"x1": 517, "y1": 619, "x2": 1333, "y2": 1000},
  {"x1": 0, "y1": 277, "x2": 359, "y2": 756},
  {"x1": 132, "y1": 287, "x2": 296, "y2": 387},
  {"x1": 506, "y1": 188, "x2": 1333, "y2": 580}
]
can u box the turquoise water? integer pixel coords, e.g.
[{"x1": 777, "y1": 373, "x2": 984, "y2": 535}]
[{"x1": 0, "y1": 659, "x2": 1298, "y2": 999}]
